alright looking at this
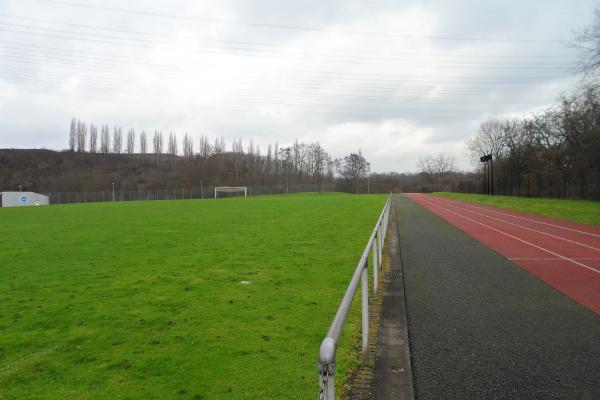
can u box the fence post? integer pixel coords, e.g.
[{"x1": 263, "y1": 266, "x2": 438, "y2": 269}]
[
  {"x1": 378, "y1": 224, "x2": 383, "y2": 268},
  {"x1": 317, "y1": 339, "x2": 336, "y2": 400},
  {"x1": 361, "y1": 263, "x2": 369, "y2": 359},
  {"x1": 373, "y1": 238, "x2": 378, "y2": 295}
]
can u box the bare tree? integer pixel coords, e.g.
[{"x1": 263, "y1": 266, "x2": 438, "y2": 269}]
[
  {"x1": 153, "y1": 130, "x2": 163, "y2": 165},
  {"x1": 326, "y1": 155, "x2": 334, "y2": 182},
  {"x1": 575, "y1": 7, "x2": 600, "y2": 81},
  {"x1": 76, "y1": 120, "x2": 87, "y2": 152},
  {"x1": 232, "y1": 137, "x2": 243, "y2": 153},
  {"x1": 309, "y1": 142, "x2": 328, "y2": 187},
  {"x1": 467, "y1": 118, "x2": 507, "y2": 162},
  {"x1": 265, "y1": 144, "x2": 273, "y2": 176},
  {"x1": 418, "y1": 153, "x2": 456, "y2": 176},
  {"x1": 100, "y1": 125, "x2": 110, "y2": 153},
  {"x1": 168, "y1": 132, "x2": 178, "y2": 155},
  {"x1": 140, "y1": 131, "x2": 147, "y2": 159},
  {"x1": 113, "y1": 126, "x2": 122, "y2": 154},
  {"x1": 279, "y1": 146, "x2": 293, "y2": 191},
  {"x1": 183, "y1": 133, "x2": 194, "y2": 158},
  {"x1": 335, "y1": 150, "x2": 370, "y2": 193},
  {"x1": 198, "y1": 134, "x2": 211, "y2": 157},
  {"x1": 126, "y1": 128, "x2": 136, "y2": 157},
  {"x1": 213, "y1": 136, "x2": 226, "y2": 154},
  {"x1": 89, "y1": 124, "x2": 98, "y2": 153},
  {"x1": 69, "y1": 118, "x2": 76, "y2": 151}
]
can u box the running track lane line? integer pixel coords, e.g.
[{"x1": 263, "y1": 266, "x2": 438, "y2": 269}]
[
  {"x1": 510, "y1": 258, "x2": 600, "y2": 261},
  {"x1": 415, "y1": 197, "x2": 600, "y2": 275},
  {"x1": 435, "y1": 196, "x2": 600, "y2": 239},
  {"x1": 422, "y1": 196, "x2": 600, "y2": 253}
]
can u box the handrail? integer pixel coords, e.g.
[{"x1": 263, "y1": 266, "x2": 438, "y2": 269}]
[{"x1": 317, "y1": 194, "x2": 392, "y2": 400}]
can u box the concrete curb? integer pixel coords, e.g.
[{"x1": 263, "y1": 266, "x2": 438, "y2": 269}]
[{"x1": 372, "y1": 195, "x2": 415, "y2": 400}]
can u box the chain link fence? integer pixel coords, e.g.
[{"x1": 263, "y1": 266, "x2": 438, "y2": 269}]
[{"x1": 47, "y1": 183, "x2": 336, "y2": 205}]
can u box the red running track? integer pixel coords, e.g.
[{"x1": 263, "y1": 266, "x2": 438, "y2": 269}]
[{"x1": 406, "y1": 193, "x2": 600, "y2": 316}]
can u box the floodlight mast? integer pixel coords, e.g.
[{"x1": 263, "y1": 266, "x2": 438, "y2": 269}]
[{"x1": 479, "y1": 154, "x2": 493, "y2": 195}]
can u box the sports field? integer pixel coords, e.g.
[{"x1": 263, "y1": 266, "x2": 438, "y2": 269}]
[{"x1": 0, "y1": 193, "x2": 386, "y2": 399}]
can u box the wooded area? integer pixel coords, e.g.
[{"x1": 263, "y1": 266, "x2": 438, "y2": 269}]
[
  {"x1": 0, "y1": 131, "x2": 377, "y2": 195},
  {"x1": 424, "y1": 9, "x2": 600, "y2": 200},
  {"x1": 467, "y1": 85, "x2": 600, "y2": 199}
]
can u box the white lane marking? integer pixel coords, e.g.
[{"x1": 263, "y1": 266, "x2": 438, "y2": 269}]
[
  {"x1": 417, "y1": 197, "x2": 600, "y2": 275},
  {"x1": 425, "y1": 195, "x2": 600, "y2": 239},
  {"x1": 509, "y1": 257, "x2": 600, "y2": 261},
  {"x1": 425, "y1": 197, "x2": 600, "y2": 253}
]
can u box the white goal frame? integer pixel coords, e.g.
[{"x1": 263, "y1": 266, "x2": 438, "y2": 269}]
[{"x1": 214, "y1": 186, "x2": 247, "y2": 198}]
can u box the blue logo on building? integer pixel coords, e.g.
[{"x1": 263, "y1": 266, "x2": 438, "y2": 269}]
[{"x1": 19, "y1": 195, "x2": 29, "y2": 204}]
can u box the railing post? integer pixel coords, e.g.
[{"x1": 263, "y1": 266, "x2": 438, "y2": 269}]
[
  {"x1": 378, "y1": 224, "x2": 383, "y2": 268},
  {"x1": 384, "y1": 203, "x2": 389, "y2": 240},
  {"x1": 318, "y1": 338, "x2": 336, "y2": 400},
  {"x1": 387, "y1": 203, "x2": 390, "y2": 231},
  {"x1": 373, "y1": 238, "x2": 378, "y2": 294},
  {"x1": 361, "y1": 264, "x2": 369, "y2": 358}
]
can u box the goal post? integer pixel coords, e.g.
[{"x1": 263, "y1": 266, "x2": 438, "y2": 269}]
[{"x1": 214, "y1": 186, "x2": 247, "y2": 199}]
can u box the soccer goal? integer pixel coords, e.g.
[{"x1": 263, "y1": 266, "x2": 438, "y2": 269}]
[{"x1": 214, "y1": 186, "x2": 247, "y2": 198}]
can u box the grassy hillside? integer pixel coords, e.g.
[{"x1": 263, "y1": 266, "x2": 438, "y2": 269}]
[
  {"x1": 0, "y1": 193, "x2": 386, "y2": 399},
  {"x1": 433, "y1": 192, "x2": 600, "y2": 226}
]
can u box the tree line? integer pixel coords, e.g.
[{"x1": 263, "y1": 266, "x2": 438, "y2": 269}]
[
  {"x1": 467, "y1": 85, "x2": 599, "y2": 199},
  {"x1": 25, "y1": 118, "x2": 370, "y2": 194},
  {"x1": 461, "y1": 11, "x2": 600, "y2": 200}
]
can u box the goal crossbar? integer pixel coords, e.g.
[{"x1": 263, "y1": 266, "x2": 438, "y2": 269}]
[{"x1": 214, "y1": 186, "x2": 247, "y2": 198}]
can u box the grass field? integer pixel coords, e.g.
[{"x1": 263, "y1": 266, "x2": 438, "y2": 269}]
[
  {"x1": 433, "y1": 192, "x2": 600, "y2": 226},
  {"x1": 0, "y1": 193, "x2": 386, "y2": 399}
]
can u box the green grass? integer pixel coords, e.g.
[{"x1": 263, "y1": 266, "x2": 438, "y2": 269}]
[
  {"x1": 0, "y1": 193, "x2": 386, "y2": 399},
  {"x1": 432, "y1": 192, "x2": 600, "y2": 226}
]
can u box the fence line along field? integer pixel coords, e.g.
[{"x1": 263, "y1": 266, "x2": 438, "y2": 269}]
[{"x1": 0, "y1": 193, "x2": 386, "y2": 399}]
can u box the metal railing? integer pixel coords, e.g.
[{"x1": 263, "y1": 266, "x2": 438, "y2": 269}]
[{"x1": 317, "y1": 195, "x2": 391, "y2": 400}]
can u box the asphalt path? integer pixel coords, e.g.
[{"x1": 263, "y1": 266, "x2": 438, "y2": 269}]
[{"x1": 395, "y1": 194, "x2": 600, "y2": 400}]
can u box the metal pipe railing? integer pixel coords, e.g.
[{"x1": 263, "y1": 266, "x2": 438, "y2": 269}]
[{"x1": 317, "y1": 195, "x2": 391, "y2": 400}]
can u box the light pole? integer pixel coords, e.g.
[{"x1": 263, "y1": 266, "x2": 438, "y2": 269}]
[
  {"x1": 112, "y1": 182, "x2": 115, "y2": 202},
  {"x1": 479, "y1": 154, "x2": 493, "y2": 195}
]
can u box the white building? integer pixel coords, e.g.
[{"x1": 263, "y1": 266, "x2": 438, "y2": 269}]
[{"x1": 1, "y1": 192, "x2": 50, "y2": 208}]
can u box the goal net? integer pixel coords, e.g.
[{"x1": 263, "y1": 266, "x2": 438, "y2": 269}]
[{"x1": 214, "y1": 186, "x2": 247, "y2": 198}]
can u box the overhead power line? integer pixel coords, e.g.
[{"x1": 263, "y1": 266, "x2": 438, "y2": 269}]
[
  {"x1": 36, "y1": 0, "x2": 567, "y2": 44},
  {"x1": 0, "y1": 70, "x2": 569, "y2": 114},
  {"x1": 0, "y1": 22, "x2": 577, "y2": 70},
  {"x1": 0, "y1": 13, "x2": 577, "y2": 61},
  {"x1": 0, "y1": 50, "x2": 574, "y2": 91}
]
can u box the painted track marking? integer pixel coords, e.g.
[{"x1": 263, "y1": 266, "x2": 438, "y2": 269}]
[
  {"x1": 423, "y1": 196, "x2": 600, "y2": 253},
  {"x1": 434, "y1": 196, "x2": 600, "y2": 239},
  {"x1": 417, "y1": 197, "x2": 600, "y2": 275},
  {"x1": 509, "y1": 257, "x2": 600, "y2": 261}
]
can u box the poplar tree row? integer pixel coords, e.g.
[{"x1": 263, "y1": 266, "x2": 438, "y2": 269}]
[{"x1": 66, "y1": 118, "x2": 339, "y2": 187}]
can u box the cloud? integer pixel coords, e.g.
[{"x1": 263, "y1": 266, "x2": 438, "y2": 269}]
[{"x1": 0, "y1": 0, "x2": 596, "y2": 172}]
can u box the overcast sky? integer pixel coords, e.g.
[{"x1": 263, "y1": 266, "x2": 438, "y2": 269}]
[{"x1": 0, "y1": 0, "x2": 596, "y2": 172}]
